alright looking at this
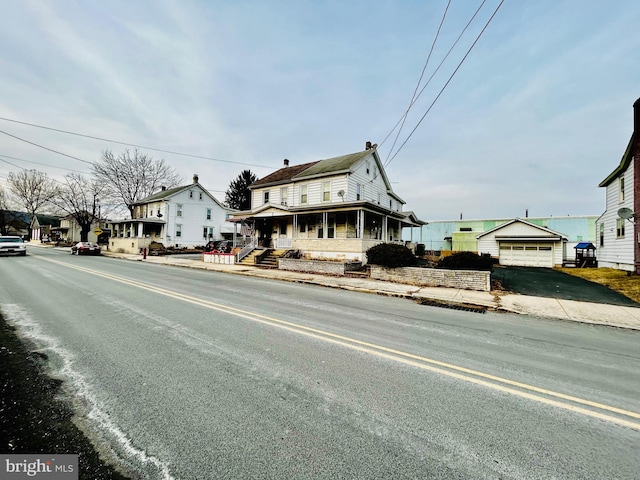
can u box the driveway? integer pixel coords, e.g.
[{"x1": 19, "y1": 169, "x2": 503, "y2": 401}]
[{"x1": 491, "y1": 266, "x2": 639, "y2": 307}]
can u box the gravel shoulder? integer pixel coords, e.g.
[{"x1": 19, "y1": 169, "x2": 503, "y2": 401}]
[{"x1": 0, "y1": 312, "x2": 131, "y2": 480}]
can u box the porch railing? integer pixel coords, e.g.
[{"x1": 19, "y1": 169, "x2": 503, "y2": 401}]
[
  {"x1": 275, "y1": 238, "x2": 292, "y2": 249},
  {"x1": 236, "y1": 238, "x2": 258, "y2": 263}
]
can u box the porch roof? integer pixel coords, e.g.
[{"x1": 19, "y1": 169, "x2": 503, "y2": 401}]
[
  {"x1": 229, "y1": 201, "x2": 425, "y2": 227},
  {"x1": 108, "y1": 217, "x2": 166, "y2": 225}
]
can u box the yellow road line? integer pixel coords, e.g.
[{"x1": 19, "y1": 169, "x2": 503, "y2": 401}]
[{"x1": 42, "y1": 257, "x2": 640, "y2": 430}]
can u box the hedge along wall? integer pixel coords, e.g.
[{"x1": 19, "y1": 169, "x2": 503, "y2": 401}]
[
  {"x1": 279, "y1": 258, "x2": 362, "y2": 275},
  {"x1": 369, "y1": 266, "x2": 491, "y2": 292}
]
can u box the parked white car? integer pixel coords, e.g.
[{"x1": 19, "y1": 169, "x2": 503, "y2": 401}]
[{"x1": 0, "y1": 236, "x2": 27, "y2": 256}]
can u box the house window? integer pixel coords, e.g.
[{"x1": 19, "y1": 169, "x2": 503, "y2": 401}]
[
  {"x1": 327, "y1": 214, "x2": 336, "y2": 238},
  {"x1": 264, "y1": 191, "x2": 270, "y2": 204},
  {"x1": 616, "y1": 218, "x2": 625, "y2": 238},
  {"x1": 322, "y1": 182, "x2": 331, "y2": 202},
  {"x1": 299, "y1": 220, "x2": 306, "y2": 233},
  {"x1": 356, "y1": 183, "x2": 362, "y2": 201},
  {"x1": 280, "y1": 220, "x2": 287, "y2": 235},
  {"x1": 203, "y1": 226, "x2": 213, "y2": 238},
  {"x1": 620, "y1": 177, "x2": 625, "y2": 203},
  {"x1": 280, "y1": 187, "x2": 288, "y2": 206},
  {"x1": 366, "y1": 160, "x2": 370, "y2": 175},
  {"x1": 206, "y1": 209, "x2": 212, "y2": 220},
  {"x1": 176, "y1": 204, "x2": 183, "y2": 217},
  {"x1": 300, "y1": 185, "x2": 308, "y2": 204},
  {"x1": 176, "y1": 224, "x2": 182, "y2": 237},
  {"x1": 599, "y1": 223, "x2": 604, "y2": 247}
]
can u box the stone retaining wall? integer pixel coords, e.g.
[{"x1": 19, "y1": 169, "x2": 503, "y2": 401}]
[
  {"x1": 279, "y1": 258, "x2": 362, "y2": 275},
  {"x1": 370, "y1": 266, "x2": 491, "y2": 291}
]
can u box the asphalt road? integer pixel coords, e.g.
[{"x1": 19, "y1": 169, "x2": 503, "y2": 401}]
[{"x1": 1, "y1": 247, "x2": 639, "y2": 479}]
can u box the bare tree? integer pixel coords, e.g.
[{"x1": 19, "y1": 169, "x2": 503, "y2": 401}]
[
  {"x1": 52, "y1": 174, "x2": 105, "y2": 242},
  {"x1": 93, "y1": 149, "x2": 182, "y2": 218},
  {"x1": 7, "y1": 169, "x2": 60, "y2": 237}
]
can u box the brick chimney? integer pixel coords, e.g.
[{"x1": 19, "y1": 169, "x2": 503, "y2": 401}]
[
  {"x1": 283, "y1": 159, "x2": 289, "y2": 167},
  {"x1": 193, "y1": 174, "x2": 199, "y2": 184},
  {"x1": 365, "y1": 141, "x2": 372, "y2": 150},
  {"x1": 633, "y1": 98, "x2": 640, "y2": 273}
]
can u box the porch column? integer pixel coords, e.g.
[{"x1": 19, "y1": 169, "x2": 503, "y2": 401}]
[
  {"x1": 293, "y1": 215, "x2": 298, "y2": 239},
  {"x1": 137, "y1": 222, "x2": 144, "y2": 237}
]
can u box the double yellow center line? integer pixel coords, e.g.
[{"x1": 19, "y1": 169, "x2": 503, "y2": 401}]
[{"x1": 44, "y1": 257, "x2": 640, "y2": 431}]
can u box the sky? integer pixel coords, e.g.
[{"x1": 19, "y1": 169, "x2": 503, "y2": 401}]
[{"x1": 0, "y1": 0, "x2": 639, "y2": 222}]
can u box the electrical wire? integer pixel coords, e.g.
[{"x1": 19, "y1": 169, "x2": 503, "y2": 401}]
[
  {"x1": 0, "y1": 153, "x2": 91, "y2": 174},
  {"x1": 0, "y1": 117, "x2": 275, "y2": 170},
  {"x1": 384, "y1": 0, "x2": 452, "y2": 164},
  {"x1": 0, "y1": 129, "x2": 94, "y2": 165},
  {"x1": 380, "y1": 0, "x2": 487, "y2": 153},
  {"x1": 385, "y1": 0, "x2": 505, "y2": 167}
]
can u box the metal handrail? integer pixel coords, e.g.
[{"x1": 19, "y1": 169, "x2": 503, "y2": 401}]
[{"x1": 236, "y1": 238, "x2": 257, "y2": 262}]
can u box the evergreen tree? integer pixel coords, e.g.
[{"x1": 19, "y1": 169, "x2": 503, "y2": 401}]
[{"x1": 225, "y1": 170, "x2": 257, "y2": 210}]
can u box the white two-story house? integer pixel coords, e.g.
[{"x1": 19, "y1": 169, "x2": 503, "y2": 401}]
[
  {"x1": 597, "y1": 97, "x2": 640, "y2": 272},
  {"x1": 230, "y1": 142, "x2": 425, "y2": 263},
  {"x1": 108, "y1": 175, "x2": 236, "y2": 254}
]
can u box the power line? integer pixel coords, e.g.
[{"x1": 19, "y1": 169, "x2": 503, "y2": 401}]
[
  {"x1": 380, "y1": 0, "x2": 488, "y2": 154},
  {"x1": 0, "y1": 116, "x2": 275, "y2": 170},
  {"x1": 384, "y1": 0, "x2": 452, "y2": 164},
  {"x1": 385, "y1": 0, "x2": 505, "y2": 167},
  {"x1": 0, "y1": 129, "x2": 94, "y2": 165},
  {"x1": 0, "y1": 153, "x2": 91, "y2": 174}
]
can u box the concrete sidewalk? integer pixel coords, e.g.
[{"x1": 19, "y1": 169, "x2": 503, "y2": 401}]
[{"x1": 101, "y1": 251, "x2": 640, "y2": 331}]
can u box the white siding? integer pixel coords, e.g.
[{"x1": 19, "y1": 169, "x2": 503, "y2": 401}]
[
  {"x1": 597, "y1": 158, "x2": 635, "y2": 271},
  {"x1": 477, "y1": 221, "x2": 564, "y2": 267}
]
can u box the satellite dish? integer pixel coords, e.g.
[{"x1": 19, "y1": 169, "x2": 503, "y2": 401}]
[
  {"x1": 617, "y1": 207, "x2": 635, "y2": 220},
  {"x1": 337, "y1": 190, "x2": 345, "y2": 198}
]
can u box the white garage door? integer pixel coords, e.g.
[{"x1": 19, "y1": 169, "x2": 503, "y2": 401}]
[{"x1": 499, "y1": 243, "x2": 554, "y2": 267}]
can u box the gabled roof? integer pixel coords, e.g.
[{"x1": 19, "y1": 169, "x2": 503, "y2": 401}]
[
  {"x1": 134, "y1": 182, "x2": 231, "y2": 211},
  {"x1": 292, "y1": 150, "x2": 372, "y2": 180},
  {"x1": 251, "y1": 148, "x2": 399, "y2": 199},
  {"x1": 250, "y1": 161, "x2": 320, "y2": 189},
  {"x1": 599, "y1": 133, "x2": 635, "y2": 187},
  {"x1": 476, "y1": 218, "x2": 567, "y2": 240}
]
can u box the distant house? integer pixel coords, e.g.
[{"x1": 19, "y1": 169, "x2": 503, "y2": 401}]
[
  {"x1": 476, "y1": 218, "x2": 567, "y2": 267},
  {"x1": 229, "y1": 142, "x2": 425, "y2": 263},
  {"x1": 596, "y1": 98, "x2": 640, "y2": 272},
  {"x1": 107, "y1": 175, "x2": 236, "y2": 254},
  {"x1": 51, "y1": 213, "x2": 102, "y2": 244}
]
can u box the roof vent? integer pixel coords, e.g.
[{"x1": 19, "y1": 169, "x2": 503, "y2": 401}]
[{"x1": 365, "y1": 141, "x2": 372, "y2": 150}]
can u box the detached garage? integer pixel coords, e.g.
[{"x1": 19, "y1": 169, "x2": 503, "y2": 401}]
[{"x1": 477, "y1": 218, "x2": 567, "y2": 267}]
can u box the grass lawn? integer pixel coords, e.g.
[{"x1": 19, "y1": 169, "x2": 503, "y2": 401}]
[{"x1": 557, "y1": 267, "x2": 640, "y2": 303}]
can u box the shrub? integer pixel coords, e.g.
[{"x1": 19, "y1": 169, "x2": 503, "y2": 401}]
[
  {"x1": 436, "y1": 251, "x2": 494, "y2": 271},
  {"x1": 366, "y1": 243, "x2": 417, "y2": 268}
]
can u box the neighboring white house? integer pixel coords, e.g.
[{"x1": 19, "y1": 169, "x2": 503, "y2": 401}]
[
  {"x1": 50, "y1": 213, "x2": 104, "y2": 244},
  {"x1": 477, "y1": 218, "x2": 567, "y2": 267},
  {"x1": 596, "y1": 97, "x2": 640, "y2": 272},
  {"x1": 229, "y1": 142, "x2": 425, "y2": 263},
  {"x1": 107, "y1": 175, "x2": 236, "y2": 254}
]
